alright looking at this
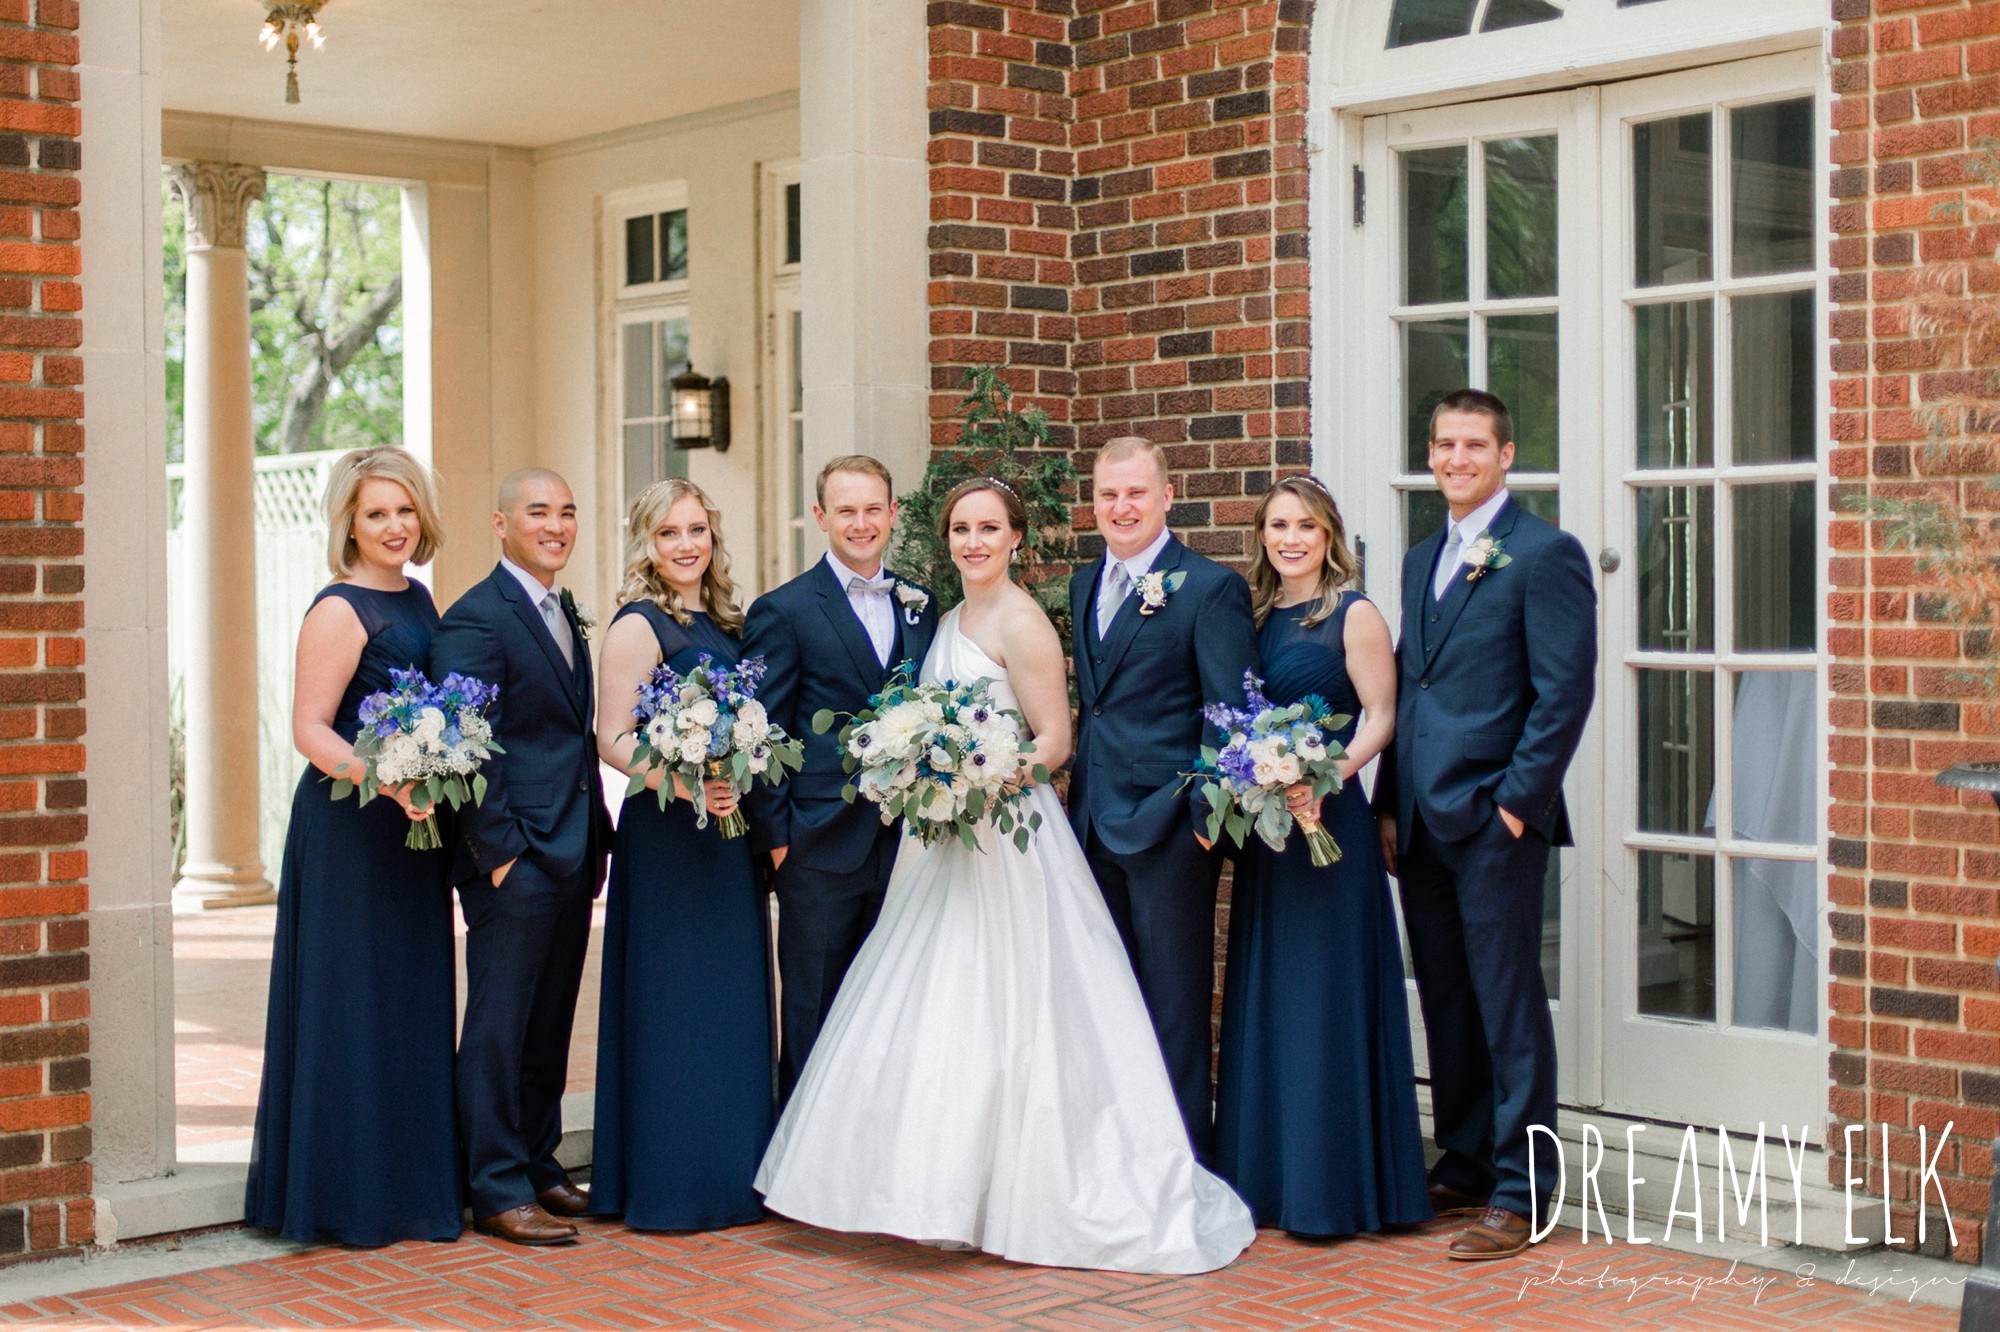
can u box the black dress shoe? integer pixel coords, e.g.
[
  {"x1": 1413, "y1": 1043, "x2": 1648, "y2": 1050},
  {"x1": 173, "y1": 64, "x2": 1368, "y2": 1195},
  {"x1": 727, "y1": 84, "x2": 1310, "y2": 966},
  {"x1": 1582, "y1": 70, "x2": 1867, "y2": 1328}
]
[
  {"x1": 475, "y1": 1203, "x2": 578, "y2": 1246},
  {"x1": 537, "y1": 1181, "x2": 590, "y2": 1218},
  {"x1": 1427, "y1": 1182, "x2": 1490, "y2": 1217}
]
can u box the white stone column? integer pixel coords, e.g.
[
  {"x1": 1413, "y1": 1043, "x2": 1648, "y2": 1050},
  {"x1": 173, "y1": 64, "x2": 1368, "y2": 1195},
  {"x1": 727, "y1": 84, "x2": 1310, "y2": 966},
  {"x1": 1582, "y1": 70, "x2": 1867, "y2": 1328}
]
[
  {"x1": 170, "y1": 162, "x2": 274, "y2": 910},
  {"x1": 798, "y1": 0, "x2": 931, "y2": 503}
]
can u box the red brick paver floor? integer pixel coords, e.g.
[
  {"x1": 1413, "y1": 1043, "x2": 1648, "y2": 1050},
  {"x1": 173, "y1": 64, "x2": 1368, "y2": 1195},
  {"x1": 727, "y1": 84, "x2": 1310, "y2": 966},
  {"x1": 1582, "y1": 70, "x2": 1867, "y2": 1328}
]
[{"x1": 2, "y1": 1217, "x2": 1958, "y2": 1330}]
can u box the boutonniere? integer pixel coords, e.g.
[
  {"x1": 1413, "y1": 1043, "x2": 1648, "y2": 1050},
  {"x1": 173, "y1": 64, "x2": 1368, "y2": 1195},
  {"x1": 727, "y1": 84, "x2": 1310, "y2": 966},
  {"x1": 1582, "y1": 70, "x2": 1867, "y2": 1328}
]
[
  {"x1": 1136, "y1": 569, "x2": 1187, "y2": 615},
  {"x1": 1463, "y1": 532, "x2": 1512, "y2": 584},
  {"x1": 559, "y1": 587, "x2": 595, "y2": 640},
  {"x1": 893, "y1": 582, "x2": 929, "y2": 626}
]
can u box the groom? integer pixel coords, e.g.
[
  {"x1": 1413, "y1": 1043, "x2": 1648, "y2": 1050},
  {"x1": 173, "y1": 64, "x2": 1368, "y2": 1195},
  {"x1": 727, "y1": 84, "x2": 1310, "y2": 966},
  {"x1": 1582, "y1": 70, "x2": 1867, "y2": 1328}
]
[
  {"x1": 1374, "y1": 388, "x2": 1596, "y2": 1261},
  {"x1": 743, "y1": 454, "x2": 937, "y2": 1099},
  {"x1": 1069, "y1": 436, "x2": 1257, "y2": 1161},
  {"x1": 432, "y1": 468, "x2": 613, "y2": 1246}
]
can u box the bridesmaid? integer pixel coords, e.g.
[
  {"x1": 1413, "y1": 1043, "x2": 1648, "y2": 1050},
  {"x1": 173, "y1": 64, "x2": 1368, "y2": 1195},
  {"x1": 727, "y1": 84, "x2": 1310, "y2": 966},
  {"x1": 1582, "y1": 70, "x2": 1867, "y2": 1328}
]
[
  {"x1": 246, "y1": 446, "x2": 461, "y2": 1245},
  {"x1": 1214, "y1": 474, "x2": 1433, "y2": 1239},
  {"x1": 590, "y1": 477, "x2": 774, "y2": 1231}
]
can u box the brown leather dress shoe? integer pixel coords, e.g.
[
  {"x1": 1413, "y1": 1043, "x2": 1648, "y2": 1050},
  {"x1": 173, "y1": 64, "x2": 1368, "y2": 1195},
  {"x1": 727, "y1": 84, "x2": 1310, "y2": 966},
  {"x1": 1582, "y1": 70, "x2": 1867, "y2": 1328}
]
[
  {"x1": 1446, "y1": 1206, "x2": 1534, "y2": 1261},
  {"x1": 1427, "y1": 1182, "x2": 1490, "y2": 1218},
  {"x1": 537, "y1": 1181, "x2": 590, "y2": 1218},
  {"x1": 475, "y1": 1203, "x2": 579, "y2": 1246}
]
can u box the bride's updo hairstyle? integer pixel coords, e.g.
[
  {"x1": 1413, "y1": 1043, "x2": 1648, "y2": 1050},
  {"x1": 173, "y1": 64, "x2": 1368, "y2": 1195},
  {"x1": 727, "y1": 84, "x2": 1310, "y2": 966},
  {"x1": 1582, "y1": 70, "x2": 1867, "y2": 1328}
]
[
  {"x1": 937, "y1": 476, "x2": 1036, "y2": 580},
  {"x1": 616, "y1": 476, "x2": 745, "y2": 634},
  {"x1": 1247, "y1": 474, "x2": 1361, "y2": 630}
]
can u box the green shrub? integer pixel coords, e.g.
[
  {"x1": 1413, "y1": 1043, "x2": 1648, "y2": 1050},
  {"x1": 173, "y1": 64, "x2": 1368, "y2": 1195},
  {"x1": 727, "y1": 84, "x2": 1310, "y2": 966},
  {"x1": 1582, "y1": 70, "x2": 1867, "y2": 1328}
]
[{"x1": 892, "y1": 367, "x2": 1080, "y2": 639}]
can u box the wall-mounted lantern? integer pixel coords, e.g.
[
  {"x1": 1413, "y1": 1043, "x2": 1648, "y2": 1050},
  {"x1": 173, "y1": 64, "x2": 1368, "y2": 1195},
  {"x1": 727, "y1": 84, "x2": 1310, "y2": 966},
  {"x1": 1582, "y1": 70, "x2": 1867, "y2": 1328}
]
[{"x1": 669, "y1": 367, "x2": 730, "y2": 452}]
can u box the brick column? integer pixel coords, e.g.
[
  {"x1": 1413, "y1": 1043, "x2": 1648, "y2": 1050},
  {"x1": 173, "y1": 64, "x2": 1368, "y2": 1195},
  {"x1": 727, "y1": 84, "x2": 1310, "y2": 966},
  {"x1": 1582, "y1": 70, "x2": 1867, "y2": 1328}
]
[
  {"x1": 0, "y1": 0, "x2": 92, "y2": 1260},
  {"x1": 1826, "y1": 0, "x2": 1997, "y2": 1267}
]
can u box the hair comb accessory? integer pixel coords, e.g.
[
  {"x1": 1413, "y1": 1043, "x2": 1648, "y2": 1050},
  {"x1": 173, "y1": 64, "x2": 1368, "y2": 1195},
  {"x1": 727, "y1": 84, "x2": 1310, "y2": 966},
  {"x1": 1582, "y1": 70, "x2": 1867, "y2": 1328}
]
[{"x1": 983, "y1": 476, "x2": 1019, "y2": 499}]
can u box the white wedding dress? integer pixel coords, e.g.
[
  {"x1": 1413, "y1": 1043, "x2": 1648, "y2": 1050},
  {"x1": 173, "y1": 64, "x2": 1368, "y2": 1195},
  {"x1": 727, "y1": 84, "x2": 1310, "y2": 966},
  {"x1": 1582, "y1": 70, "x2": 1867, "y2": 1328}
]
[{"x1": 754, "y1": 609, "x2": 1255, "y2": 1274}]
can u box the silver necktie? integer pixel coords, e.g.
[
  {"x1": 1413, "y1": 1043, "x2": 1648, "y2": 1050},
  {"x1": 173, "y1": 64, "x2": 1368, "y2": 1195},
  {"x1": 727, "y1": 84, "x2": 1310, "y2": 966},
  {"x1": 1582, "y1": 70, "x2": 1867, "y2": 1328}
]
[
  {"x1": 1433, "y1": 527, "x2": 1463, "y2": 602},
  {"x1": 542, "y1": 592, "x2": 575, "y2": 669},
  {"x1": 1098, "y1": 561, "x2": 1133, "y2": 636}
]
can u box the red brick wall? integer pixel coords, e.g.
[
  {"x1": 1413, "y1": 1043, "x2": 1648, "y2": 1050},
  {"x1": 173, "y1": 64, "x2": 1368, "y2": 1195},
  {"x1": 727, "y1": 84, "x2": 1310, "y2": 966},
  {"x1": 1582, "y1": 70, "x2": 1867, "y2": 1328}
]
[
  {"x1": 0, "y1": 0, "x2": 90, "y2": 1260},
  {"x1": 1827, "y1": 0, "x2": 1999, "y2": 1266},
  {"x1": 927, "y1": 0, "x2": 1314, "y2": 557}
]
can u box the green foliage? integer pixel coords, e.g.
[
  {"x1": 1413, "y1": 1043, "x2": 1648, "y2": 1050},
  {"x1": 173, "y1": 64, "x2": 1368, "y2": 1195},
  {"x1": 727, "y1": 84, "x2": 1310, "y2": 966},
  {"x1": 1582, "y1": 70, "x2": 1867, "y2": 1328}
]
[
  {"x1": 890, "y1": 367, "x2": 1079, "y2": 633},
  {"x1": 163, "y1": 170, "x2": 404, "y2": 460}
]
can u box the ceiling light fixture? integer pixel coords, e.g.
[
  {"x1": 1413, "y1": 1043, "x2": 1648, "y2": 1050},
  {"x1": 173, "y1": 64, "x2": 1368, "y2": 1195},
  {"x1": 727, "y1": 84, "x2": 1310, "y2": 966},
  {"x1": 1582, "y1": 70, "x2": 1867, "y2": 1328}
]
[{"x1": 258, "y1": 2, "x2": 328, "y2": 105}]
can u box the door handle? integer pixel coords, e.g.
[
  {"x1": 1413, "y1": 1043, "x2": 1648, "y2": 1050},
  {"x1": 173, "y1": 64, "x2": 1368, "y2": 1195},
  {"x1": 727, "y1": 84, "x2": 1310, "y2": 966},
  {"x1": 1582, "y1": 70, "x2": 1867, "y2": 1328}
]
[{"x1": 1598, "y1": 547, "x2": 1621, "y2": 573}]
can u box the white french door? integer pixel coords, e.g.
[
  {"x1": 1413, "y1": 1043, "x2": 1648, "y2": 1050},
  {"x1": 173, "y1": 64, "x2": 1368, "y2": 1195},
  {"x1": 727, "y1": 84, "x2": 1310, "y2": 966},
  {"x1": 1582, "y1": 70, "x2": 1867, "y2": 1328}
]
[
  {"x1": 1597, "y1": 52, "x2": 1825, "y2": 1132},
  {"x1": 1349, "y1": 48, "x2": 1826, "y2": 1133},
  {"x1": 1357, "y1": 87, "x2": 1605, "y2": 1111}
]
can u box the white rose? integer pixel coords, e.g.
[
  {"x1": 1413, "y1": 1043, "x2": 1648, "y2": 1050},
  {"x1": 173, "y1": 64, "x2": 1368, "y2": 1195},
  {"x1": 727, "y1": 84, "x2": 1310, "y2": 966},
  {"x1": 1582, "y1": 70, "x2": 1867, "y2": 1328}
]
[
  {"x1": 677, "y1": 734, "x2": 709, "y2": 765},
  {"x1": 732, "y1": 717, "x2": 769, "y2": 749},
  {"x1": 411, "y1": 706, "x2": 447, "y2": 748},
  {"x1": 1272, "y1": 754, "x2": 1303, "y2": 786},
  {"x1": 737, "y1": 699, "x2": 767, "y2": 729},
  {"x1": 684, "y1": 698, "x2": 719, "y2": 729}
]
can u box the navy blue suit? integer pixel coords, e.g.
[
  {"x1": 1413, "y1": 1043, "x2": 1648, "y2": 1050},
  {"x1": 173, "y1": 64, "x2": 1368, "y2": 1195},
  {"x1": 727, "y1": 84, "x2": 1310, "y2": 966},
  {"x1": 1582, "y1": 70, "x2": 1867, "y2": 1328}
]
[
  {"x1": 1374, "y1": 496, "x2": 1595, "y2": 1220},
  {"x1": 1069, "y1": 535, "x2": 1257, "y2": 1158},
  {"x1": 740, "y1": 559, "x2": 937, "y2": 1097},
  {"x1": 432, "y1": 563, "x2": 613, "y2": 1217}
]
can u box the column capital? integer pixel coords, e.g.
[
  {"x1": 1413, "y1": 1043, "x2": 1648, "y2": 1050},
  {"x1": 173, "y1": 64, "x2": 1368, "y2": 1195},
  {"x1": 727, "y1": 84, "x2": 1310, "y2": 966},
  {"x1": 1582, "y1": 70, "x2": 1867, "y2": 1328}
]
[{"x1": 169, "y1": 162, "x2": 267, "y2": 251}]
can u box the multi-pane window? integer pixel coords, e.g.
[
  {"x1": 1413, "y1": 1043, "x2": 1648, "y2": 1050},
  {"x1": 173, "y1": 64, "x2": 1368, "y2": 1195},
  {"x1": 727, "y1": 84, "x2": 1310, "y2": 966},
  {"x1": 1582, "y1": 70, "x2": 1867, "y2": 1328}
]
[
  {"x1": 619, "y1": 314, "x2": 691, "y2": 511},
  {"x1": 1396, "y1": 134, "x2": 1562, "y2": 543},
  {"x1": 1627, "y1": 95, "x2": 1817, "y2": 1034},
  {"x1": 617, "y1": 198, "x2": 692, "y2": 509},
  {"x1": 624, "y1": 208, "x2": 688, "y2": 288}
]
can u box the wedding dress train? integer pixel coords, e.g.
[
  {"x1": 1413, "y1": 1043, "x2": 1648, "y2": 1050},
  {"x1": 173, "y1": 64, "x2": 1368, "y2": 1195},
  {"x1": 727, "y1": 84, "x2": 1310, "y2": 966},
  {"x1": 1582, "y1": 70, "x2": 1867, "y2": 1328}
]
[{"x1": 754, "y1": 609, "x2": 1255, "y2": 1274}]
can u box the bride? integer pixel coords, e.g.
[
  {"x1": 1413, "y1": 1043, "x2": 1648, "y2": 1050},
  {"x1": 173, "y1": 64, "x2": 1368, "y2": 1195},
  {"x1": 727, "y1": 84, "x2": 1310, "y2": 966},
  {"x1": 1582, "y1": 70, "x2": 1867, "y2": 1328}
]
[{"x1": 754, "y1": 477, "x2": 1255, "y2": 1275}]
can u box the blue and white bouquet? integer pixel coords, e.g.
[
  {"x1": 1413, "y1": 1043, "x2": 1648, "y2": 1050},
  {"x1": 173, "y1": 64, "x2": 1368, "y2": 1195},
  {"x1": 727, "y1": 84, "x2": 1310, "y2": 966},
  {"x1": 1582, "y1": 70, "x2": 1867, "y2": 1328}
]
[
  {"x1": 1186, "y1": 672, "x2": 1350, "y2": 867},
  {"x1": 815, "y1": 670, "x2": 1049, "y2": 853},
  {"x1": 626, "y1": 653, "x2": 804, "y2": 839},
  {"x1": 338, "y1": 668, "x2": 502, "y2": 851}
]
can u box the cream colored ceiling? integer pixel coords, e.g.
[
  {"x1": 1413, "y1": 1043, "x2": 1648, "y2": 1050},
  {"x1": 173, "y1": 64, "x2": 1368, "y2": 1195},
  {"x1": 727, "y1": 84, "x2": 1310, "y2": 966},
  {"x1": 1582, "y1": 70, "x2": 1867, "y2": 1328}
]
[{"x1": 163, "y1": 0, "x2": 800, "y2": 149}]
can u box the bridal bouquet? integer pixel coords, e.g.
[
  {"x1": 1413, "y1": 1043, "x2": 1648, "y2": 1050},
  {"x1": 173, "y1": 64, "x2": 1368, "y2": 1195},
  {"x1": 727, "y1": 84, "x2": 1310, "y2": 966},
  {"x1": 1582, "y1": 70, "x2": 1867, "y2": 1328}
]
[
  {"x1": 815, "y1": 671, "x2": 1049, "y2": 853},
  {"x1": 626, "y1": 653, "x2": 804, "y2": 838},
  {"x1": 1185, "y1": 671, "x2": 1350, "y2": 867},
  {"x1": 338, "y1": 668, "x2": 503, "y2": 851}
]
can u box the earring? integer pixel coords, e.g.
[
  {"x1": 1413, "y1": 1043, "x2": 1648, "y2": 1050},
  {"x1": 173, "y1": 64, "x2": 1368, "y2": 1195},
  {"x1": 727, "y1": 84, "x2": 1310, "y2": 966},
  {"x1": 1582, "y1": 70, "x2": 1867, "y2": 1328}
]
[{"x1": 1010, "y1": 546, "x2": 1021, "y2": 564}]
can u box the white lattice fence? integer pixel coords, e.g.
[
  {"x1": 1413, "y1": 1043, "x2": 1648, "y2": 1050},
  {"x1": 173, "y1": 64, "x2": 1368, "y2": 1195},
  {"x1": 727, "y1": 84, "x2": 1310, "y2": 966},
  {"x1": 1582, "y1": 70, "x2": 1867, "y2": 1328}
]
[{"x1": 167, "y1": 450, "x2": 345, "y2": 879}]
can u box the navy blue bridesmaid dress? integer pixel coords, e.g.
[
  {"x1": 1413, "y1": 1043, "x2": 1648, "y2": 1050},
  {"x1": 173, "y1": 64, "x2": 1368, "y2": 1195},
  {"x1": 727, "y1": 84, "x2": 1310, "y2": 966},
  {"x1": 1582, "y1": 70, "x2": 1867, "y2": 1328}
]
[
  {"x1": 1215, "y1": 592, "x2": 1433, "y2": 1237},
  {"x1": 246, "y1": 582, "x2": 462, "y2": 1246},
  {"x1": 590, "y1": 601, "x2": 774, "y2": 1230}
]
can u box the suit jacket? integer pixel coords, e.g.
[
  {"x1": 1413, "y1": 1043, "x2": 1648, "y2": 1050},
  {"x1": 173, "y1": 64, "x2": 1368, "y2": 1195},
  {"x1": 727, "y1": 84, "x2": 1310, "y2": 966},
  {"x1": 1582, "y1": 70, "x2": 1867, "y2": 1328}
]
[
  {"x1": 1068, "y1": 534, "x2": 1258, "y2": 857},
  {"x1": 430, "y1": 564, "x2": 614, "y2": 889},
  {"x1": 739, "y1": 559, "x2": 938, "y2": 873},
  {"x1": 1374, "y1": 497, "x2": 1596, "y2": 850}
]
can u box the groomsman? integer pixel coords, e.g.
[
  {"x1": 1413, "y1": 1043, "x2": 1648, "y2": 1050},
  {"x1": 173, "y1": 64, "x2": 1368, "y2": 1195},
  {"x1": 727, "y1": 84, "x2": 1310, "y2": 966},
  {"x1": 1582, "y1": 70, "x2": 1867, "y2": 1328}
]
[
  {"x1": 432, "y1": 468, "x2": 613, "y2": 1246},
  {"x1": 743, "y1": 455, "x2": 937, "y2": 1098},
  {"x1": 1069, "y1": 436, "x2": 1257, "y2": 1161},
  {"x1": 1374, "y1": 389, "x2": 1596, "y2": 1260}
]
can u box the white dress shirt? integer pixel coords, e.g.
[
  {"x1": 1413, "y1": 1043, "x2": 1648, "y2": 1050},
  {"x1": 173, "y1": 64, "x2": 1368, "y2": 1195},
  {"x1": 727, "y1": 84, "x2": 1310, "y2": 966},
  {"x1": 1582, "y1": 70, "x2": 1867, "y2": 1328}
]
[
  {"x1": 1097, "y1": 526, "x2": 1174, "y2": 635},
  {"x1": 825, "y1": 551, "x2": 896, "y2": 667},
  {"x1": 500, "y1": 554, "x2": 573, "y2": 669},
  {"x1": 1432, "y1": 489, "x2": 1511, "y2": 601}
]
